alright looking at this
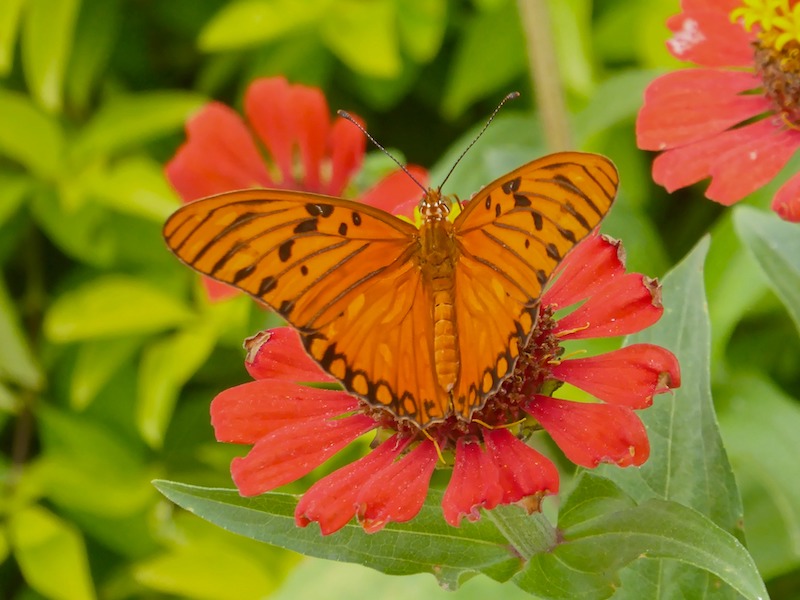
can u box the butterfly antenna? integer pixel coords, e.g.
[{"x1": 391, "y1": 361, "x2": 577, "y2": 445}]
[
  {"x1": 337, "y1": 110, "x2": 429, "y2": 194},
  {"x1": 437, "y1": 91, "x2": 520, "y2": 191}
]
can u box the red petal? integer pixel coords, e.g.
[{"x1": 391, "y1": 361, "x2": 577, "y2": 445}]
[
  {"x1": 705, "y1": 125, "x2": 800, "y2": 204},
  {"x1": 295, "y1": 435, "x2": 408, "y2": 535},
  {"x1": 290, "y1": 84, "x2": 330, "y2": 193},
  {"x1": 652, "y1": 118, "x2": 778, "y2": 194},
  {"x1": 211, "y1": 380, "x2": 358, "y2": 443},
  {"x1": 230, "y1": 414, "x2": 376, "y2": 496},
  {"x1": 245, "y1": 77, "x2": 296, "y2": 186},
  {"x1": 773, "y1": 171, "x2": 800, "y2": 223},
  {"x1": 356, "y1": 440, "x2": 438, "y2": 533},
  {"x1": 526, "y1": 396, "x2": 650, "y2": 468},
  {"x1": 359, "y1": 166, "x2": 429, "y2": 217},
  {"x1": 551, "y1": 344, "x2": 681, "y2": 408},
  {"x1": 244, "y1": 327, "x2": 334, "y2": 383},
  {"x1": 636, "y1": 70, "x2": 767, "y2": 151},
  {"x1": 483, "y1": 429, "x2": 559, "y2": 508},
  {"x1": 441, "y1": 437, "x2": 504, "y2": 527},
  {"x1": 165, "y1": 102, "x2": 273, "y2": 201},
  {"x1": 665, "y1": 6, "x2": 754, "y2": 67},
  {"x1": 554, "y1": 274, "x2": 663, "y2": 339},
  {"x1": 202, "y1": 278, "x2": 240, "y2": 302},
  {"x1": 327, "y1": 114, "x2": 367, "y2": 196},
  {"x1": 544, "y1": 234, "x2": 626, "y2": 310}
]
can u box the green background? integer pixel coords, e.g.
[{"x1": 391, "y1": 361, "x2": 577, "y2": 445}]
[{"x1": 1, "y1": 0, "x2": 799, "y2": 598}]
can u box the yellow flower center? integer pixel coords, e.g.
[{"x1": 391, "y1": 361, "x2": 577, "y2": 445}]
[{"x1": 733, "y1": 0, "x2": 800, "y2": 124}]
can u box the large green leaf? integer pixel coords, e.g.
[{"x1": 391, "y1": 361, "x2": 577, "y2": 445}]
[
  {"x1": 9, "y1": 505, "x2": 96, "y2": 600},
  {"x1": 70, "y1": 91, "x2": 206, "y2": 162},
  {"x1": 397, "y1": 0, "x2": 446, "y2": 63},
  {"x1": 154, "y1": 483, "x2": 524, "y2": 590},
  {"x1": 734, "y1": 205, "x2": 800, "y2": 334},
  {"x1": 21, "y1": 0, "x2": 81, "y2": 112},
  {"x1": 592, "y1": 238, "x2": 748, "y2": 597},
  {"x1": 0, "y1": 89, "x2": 64, "y2": 177},
  {"x1": 718, "y1": 373, "x2": 800, "y2": 579},
  {"x1": 0, "y1": 0, "x2": 25, "y2": 75},
  {"x1": 43, "y1": 275, "x2": 193, "y2": 342},
  {"x1": 0, "y1": 279, "x2": 43, "y2": 390}
]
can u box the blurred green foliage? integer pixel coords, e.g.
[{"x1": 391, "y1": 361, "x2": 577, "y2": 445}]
[{"x1": 1, "y1": 0, "x2": 799, "y2": 598}]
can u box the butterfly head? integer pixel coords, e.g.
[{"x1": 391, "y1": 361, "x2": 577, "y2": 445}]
[{"x1": 418, "y1": 188, "x2": 461, "y2": 224}]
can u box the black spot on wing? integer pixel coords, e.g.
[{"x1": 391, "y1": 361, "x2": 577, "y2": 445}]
[
  {"x1": 278, "y1": 239, "x2": 294, "y2": 262},
  {"x1": 485, "y1": 195, "x2": 492, "y2": 210},
  {"x1": 258, "y1": 276, "x2": 277, "y2": 295},
  {"x1": 531, "y1": 210, "x2": 543, "y2": 231},
  {"x1": 502, "y1": 177, "x2": 521, "y2": 194},
  {"x1": 545, "y1": 243, "x2": 560, "y2": 261},
  {"x1": 300, "y1": 265, "x2": 309, "y2": 276},
  {"x1": 495, "y1": 203, "x2": 501, "y2": 218},
  {"x1": 338, "y1": 222, "x2": 348, "y2": 235},
  {"x1": 293, "y1": 218, "x2": 318, "y2": 234},
  {"x1": 513, "y1": 193, "x2": 531, "y2": 208},
  {"x1": 233, "y1": 264, "x2": 256, "y2": 283},
  {"x1": 351, "y1": 212, "x2": 362, "y2": 226},
  {"x1": 279, "y1": 299, "x2": 294, "y2": 315},
  {"x1": 305, "y1": 203, "x2": 334, "y2": 217}
]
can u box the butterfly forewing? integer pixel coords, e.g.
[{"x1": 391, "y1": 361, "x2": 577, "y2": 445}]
[
  {"x1": 164, "y1": 188, "x2": 451, "y2": 423},
  {"x1": 450, "y1": 152, "x2": 618, "y2": 416}
]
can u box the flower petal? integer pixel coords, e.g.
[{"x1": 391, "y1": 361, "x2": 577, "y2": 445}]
[
  {"x1": 202, "y1": 278, "x2": 240, "y2": 302},
  {"x1": 551, "y1": 344, "x2": 681, "y2": 408},
  {"x1": 165, "y1": 102, "x2": 273, "y2": 201},
  {"x1": 665, "y1": 5, "x2": 754, "y2": 67},
  {"x1": 211, "y1": 380, "x2": 358, "y2": 443},
  {"x1": 230, "y1": 414, "x2": 376, "y2": 496},
  {"x1": 636, "y1": 69, "x2": 768, "y2": 151},
  {"x1": 327, "y1": 114, "x2": 367, "y2": 196},
  {"x1": 295, "y1": 435, "x2": 408, "y2": 535},
  {"x1": 441, "y1": 437, "x2": 504, "y2": 527},
  {"x1": 356, "y1": 440, "x2": 438, "y2": 533},
  {"x1": 244, "y1": 327, "x2": 334, "y2": 383},
  {"x1": 245, "y1": 77, "x2": 296, "y2": 186},
  {"x1": 705, "y1": 125, "x2": 800, "y2": 205},
  {"x1": 290, "y1": 84, "x2": 330, "y2": 193},
  {"x1": 526, "y1": 396, "x2": 650, "y2": 468},
  {"x1": 359, "y1": 166, "x2": 429, "y2": 217},
  {"x1": 554, "y1": 274, "x2": 663, "y2": 339},
  {"x1": 483, "y1": 429, "x2": 559, "y2": 511},
  {"x1": 772, "y1": 170, "x2": 800, "y2": 222},
  {"x1": 544, "y1": 234, "x2": 626, "y2": 310}
]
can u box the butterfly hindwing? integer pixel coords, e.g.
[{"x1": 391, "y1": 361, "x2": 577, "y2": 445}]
[{"x1": 451, "y1": 152, "x2": 618, "y2": 415}]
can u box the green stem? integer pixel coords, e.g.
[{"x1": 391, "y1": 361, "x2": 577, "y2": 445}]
[{"x1": 517, "y1": 0, "x2": 573, "y2": 151}]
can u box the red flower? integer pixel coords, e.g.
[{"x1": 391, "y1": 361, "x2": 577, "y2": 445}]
[
  {"x1": 210, "y1": 228, "x2": 680, "y2": 535},
  {"x1": 637, "y1": 0, "x2": 800, "y2": 222},
  {"x1": 165, "y1": 76, "x2": 428, "y2": 300}
]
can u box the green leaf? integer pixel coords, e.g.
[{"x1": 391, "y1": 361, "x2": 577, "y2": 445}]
[
  {"x1": 65, "y1": 0, "x2": 121, "y2": 111},
  {"x1": 199, "y1": 0, "x2": 325, "y2": 51},
  {"x1": 0, "y1": 0, "x2": 25, "y2": 75},
  {"x1": 548, "y1": 0, "x2": 595, "y2": 97},
  {"x1": 36, "y1": 407, "x2": 153, "y2": 516},
  {"x1": 593, "y1": 237, "x2": 749, "y2": 597},
  {"x1": 9, "y1": 505, "x2": 96, "y2": 600},
  {"x1": 0, "y1": 279, "x2": 43, "y2": 390},
  {"x1": 442, "y1": 1, "x2": 527, "y2": 118},
  {"x1": 718, "y1": 373, "x2": 800, "y2": 578},
  {"x1": 734, "y1": 205, "x2": 800, "y2": 334},
  {"x1": 0, "y1": 89, "x2": 64, "y2": 177},
  {"x1": 71, "y1": 91, "x2": 207, "y2": 162},
  {"x1": 21, "y1": 0, "x2": 81, "y2": 112},
  {"x1": 0, "y1": 173, "x2": 31, "y2": 227},
  {"x1": 154, "y1": 482, "x2": 523, "y2": 590},
  {"x1": 518, "y1": 493, "x2": 768, "y2": 600},
  {"x1": 322, "y1": 0, "x2": 401, "y2": 78},
  {"x1": 397, "y1": 0, "x2": 446, "y2": 63},
  {"x1": 69, "y1": 337, "x2": 143, "y2": 410},
  {"x1": 137, "y1": 320, "x2": 219, "y2": 448},
  {"x1": 43, "y1": 275, "x2": 193, "y2": 342}
]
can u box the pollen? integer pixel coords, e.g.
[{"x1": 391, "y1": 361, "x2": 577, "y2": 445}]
[{"x1": 733, "y1": 0, "x2": 800, "y2": 124}]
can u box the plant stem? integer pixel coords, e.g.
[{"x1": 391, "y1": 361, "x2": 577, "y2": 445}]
[{"x1": 517, "y1": 0, "x2": 572, "y2": 151}]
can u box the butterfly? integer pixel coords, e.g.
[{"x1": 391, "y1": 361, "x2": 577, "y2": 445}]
[{"x1": 163, "y1": 151, "x2": 618, "y2": 428}]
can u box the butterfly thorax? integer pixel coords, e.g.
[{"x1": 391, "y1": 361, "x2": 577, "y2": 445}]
[{"x1": 417, "y1": 189, "x2": 460, "y2": 398}]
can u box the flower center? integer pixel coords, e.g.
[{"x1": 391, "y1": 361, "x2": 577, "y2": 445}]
[{"x1": 733, "y1": 0, "x2": 800, "y2": 124}]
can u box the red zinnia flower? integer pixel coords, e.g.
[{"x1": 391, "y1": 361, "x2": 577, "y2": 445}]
[
  {"x1": 637, "y1": 0, "x2": 800, "y2": 222},
  {"x1": 210, "y1": 224, "x2": 680, "y2": 534},
  {"x1": 165, "y1": 76, "x2": 427, "y2": 300}
]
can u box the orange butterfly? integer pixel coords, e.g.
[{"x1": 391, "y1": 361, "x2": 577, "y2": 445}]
[{"x1": 164, "y1": 151, "x2": 618, "y2": 428}]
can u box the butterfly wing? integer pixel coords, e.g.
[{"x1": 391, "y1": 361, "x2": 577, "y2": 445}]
[
  {"x1": 163, "y1": 189, "x2": 450, "y2": 424},
  {"x1": 451, "y1": 151, "x2": 619, "y2": 417}
]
